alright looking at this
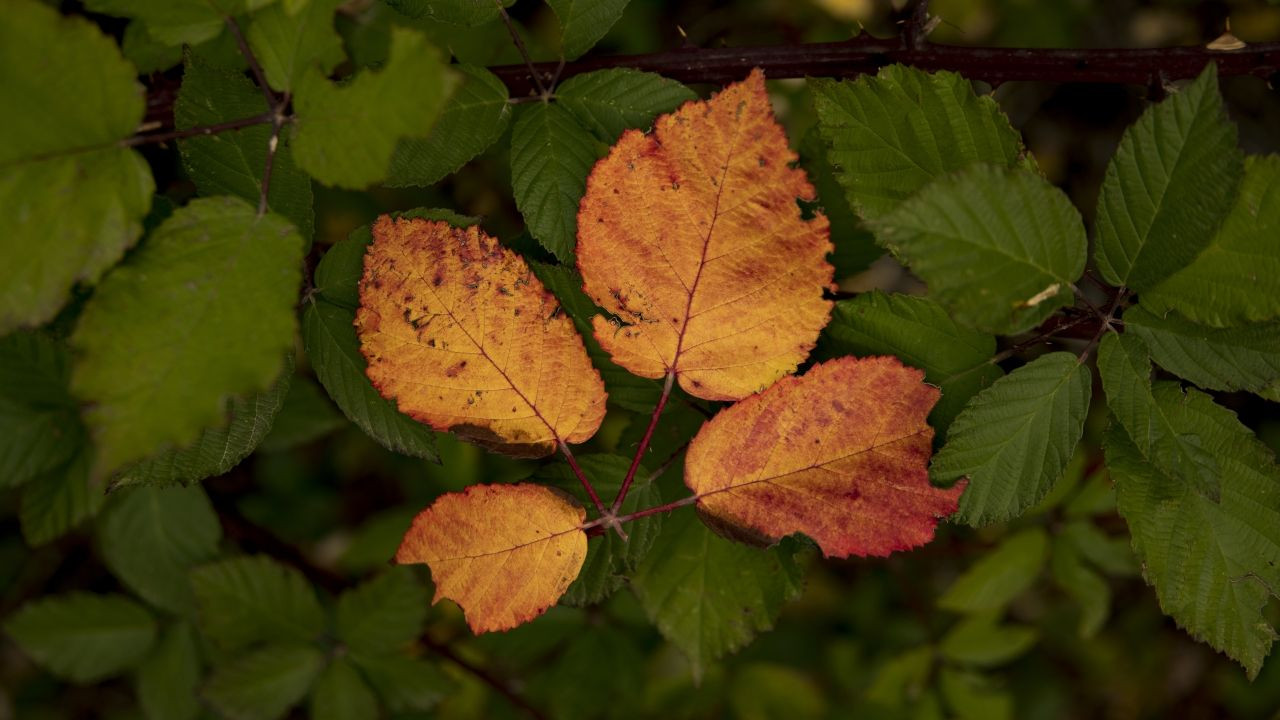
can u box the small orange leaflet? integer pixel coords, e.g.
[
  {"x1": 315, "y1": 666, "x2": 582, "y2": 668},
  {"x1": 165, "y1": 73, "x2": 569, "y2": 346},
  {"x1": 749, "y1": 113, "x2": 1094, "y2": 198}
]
[
  {"x1": 396, "y1": 484, "x2": 588, "y2": 633},
  {"x1": 356, "y1": 217, "x2": 607, "y2": 457},
  {"x1": 577, "y1": 69, "x2": 834, "y2": 402},
  {"x1": 685, "y1": 356, "x2": 965, "y2": 557}
]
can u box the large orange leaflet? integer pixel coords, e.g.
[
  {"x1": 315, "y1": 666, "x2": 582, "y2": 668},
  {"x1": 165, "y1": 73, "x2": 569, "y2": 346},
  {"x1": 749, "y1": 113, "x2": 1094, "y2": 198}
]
[
  {"x1": 396, "y1": 484, "x2": 587, "y2": 633},
  {"x1": 356, "y1": 217, "x2": 607, "y2": 457},
  {"x1": 576, "y1": 69, "x2": 834, "y2": 401},
  {"x1": 685, "y1": 356, "x2": 965, "y2": 557}
]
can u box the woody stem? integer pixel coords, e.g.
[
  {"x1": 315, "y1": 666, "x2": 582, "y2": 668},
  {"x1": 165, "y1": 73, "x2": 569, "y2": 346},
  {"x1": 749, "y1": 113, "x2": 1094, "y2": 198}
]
[{"x1": 558, "y1": 441, "x2": 613, "y2": 522}]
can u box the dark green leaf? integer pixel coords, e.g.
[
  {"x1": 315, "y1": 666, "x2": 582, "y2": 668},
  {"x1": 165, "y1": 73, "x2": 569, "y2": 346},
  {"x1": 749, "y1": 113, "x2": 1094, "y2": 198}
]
[
  {"x1": 0, "y1": 331, "x2": 83, "y2": 489},
  {"x1": 136, "y1": 622, "x2": 201, "y2": 720},
  {"x1": 938, "y1": 528, "x2": 1048, "y2": 613},
  {"x1": 537, "y1": 626, "x2": 645, "y2": 719},
  {"x1": 869, "y1": 165, "x2": 1086, "y2": 334},
  {"x1": 383, "y1": 0, "x2": 513, "y2": 26},
  {"x1": 310, "y1": 658, "x2": 378, "y2": 720},
  {"x1": 818, "y1": 292, "x2": 1001, "y2": 438},
  {"x1": 810, "y1": 66, "x2": 1030, "y2": 219},
  {"x1": 939, "y1": 611, "x2": 1037, "y2": 667},
  {"x1": 1049, "y1": 538, "x2": 1110, "y2": 637},
  {"x1": 4, "y1": 592, "x2": 156, "y2": 683},
  {"x1": 203, "y1": 643, "x2": 325, "y2": 720},
  {"x1": 1124, "y1": 304, "x2": 1280, "y2": 401},
  {"x1": 123, "y1": 20, "x2": 183, "y2": 74},
  {"x1": 1093, "y1": 64, "x2": 1242, "y2": 291},
  {"x1": 797, "y1": 127, "x2": 882, "y2": 278},
  {"x1": 70, "y1": 196, "x2": 302, "y2": 479},
  {"x1": 1060, "y1": 520, "x2": 1137, "y2": 577},
  {"x1": 97, "y1": 485, "x2": 222, "y2": 614},
  {"x1": 510, "y1": 102, "x2": 601, "y2": 262},
  {"x1": 546, "y1": 0, "x2": 629, "y2": 59},
  {"x1": 352, "y1": 653, "x2": 454, "y2": 713},
  {"x1": 247, "y1": 0, "x2": 345, "y2": 93},
  {"x1": 190, "y1": 555, "x2": 326, "y2": 652},
  {"x1": 556, "y1": 68, "x2": 695, "y2": 143},
  {"x1": 0, "y1": 0, "x2": 152, "y2": 332},
  {"x1": 19, "y1": 452, "x2": 102, "y2": 547},
  {"x1": 258, "y1": 374, "x2": 346, "y2": 451},
  {"x1": 932, "y1": 352, "x2": 1091, "y2": 525},
  {"x1": 83, "y1": 0, "x2": 226, "y2": 45},
  {"x1": 728, "y1": 663, "x2": 828, "y2": 720},
  {"x1": 387, "y1": 65, "x2": 512, "y2": 187},
  {"x1": 335, "y1": 567, "x2": 427, "y2": 655},
  {"x1": 939, "y1": 668, "x2": 1013, "y2": 720}
]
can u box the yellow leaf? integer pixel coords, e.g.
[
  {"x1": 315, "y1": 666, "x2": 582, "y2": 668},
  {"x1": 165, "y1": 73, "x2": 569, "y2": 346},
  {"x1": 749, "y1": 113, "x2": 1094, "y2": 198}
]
[
  {"x1": 577, "y1": 69, "x2": 834, "y2": 401},
  {"x1": 356, "y1": 217, "x2": 607, "y2": 457},
  {"x1": 686, "y1": 356, "x2": 964, "y2": 557},
  {"x1": 396, "y1": 484, "x2": 587, "y2": 633}
]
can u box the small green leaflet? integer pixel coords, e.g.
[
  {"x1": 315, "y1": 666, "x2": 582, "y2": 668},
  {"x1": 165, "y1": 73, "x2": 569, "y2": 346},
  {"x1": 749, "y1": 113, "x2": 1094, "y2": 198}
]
[
  {"x1": 83, "y1": 0, "x2": 233, "y2": 46},
  {"x1": 189, "y1": 555, "x2": 327, "y2": 652},
  {"x1": 335, "y1": 567, "x2": 428, "y2": 656},
  {"x1": 203, "y1": 643, "x2": 325, "y2": 720},
  {"x1": 122, "y1": 20, "x2": 182, "y2": 74},
  {"x1": 1050, "y1": 538, "x2": 1111, "y2": 637},
  {"x1": 630, "y1": 510, "x2": 805, "y2": 679},
  {"x1": 557, "y1": 69, "x2": 696, "y2": 143},
  {"x1": 4, "y1": 592, "x2": 157, "y2": 683},
  {"x1": 1139, "y1": 155, "x2": 1280, "y2": 327},
  {"x1": 818, "y1": 292, "x2": 1001, "y2": 438},
  {"x1": 136, "y1": 622, "x2": 202, "y2": 720},
  {"x1": 353, "y1": 654, "x2": 454, "y2": 713},
  {"x1": 387, "y1": 65, "x2": 512, "y2": 187},
  {"x1": 939, "y1": 610, "x2": 1038, "y2": 667},
  {"x1": 70, "y1": 196, "x2": 302, "y2": 479},
  {"x1": 1106, "y1": 385, "x2": 1280, "y2": 678},
  {"x1": 0, "y1": 0, "x2": 152, "y2": 333},
  {"x1": 931, "y1": 352, "x2": 1091, "y2": 526},
  {"x1": 938, "y1": 528, "x2": 1048, "y2": 613},
  {"x1": 1093, "y1": 64, "x2": 1242, "y2": 292},
  {"x1": 0, "y1": 331, "x2": 83, "y2": 489},
  {"x1": 247, "y1": 0, "x2": 345, "y2": 93},
  {"x1": 546, "y1": 0, "x2": 630, "y2": 60},
  {"x1": 1124, "y1": 304, "x2": 1280, "y2": 400},
  {"x1": 1098, "y1": 333, "x2": 1220, "y2": 500},
  {"x1": 310, "y1": 659, "x2": 379, "y2": 720},
  {"x1": 258, "y1": 374, "x2": 346, "y2": 452},
  {"x1": 96, "y1": 485, "x2": 222, "y2": 614},
  {"x1": 729, "y1": 664, "x2": 828, "y2": 720},
  {"x1": 511, "y1": 102, "x2": 602, "y2": 262},
  {"x1": 810, "y1": 65, "x2": 1031, "y2": 219},
  {"x1": 797, "y1": 127, "x2": 882, "y2": 278},
  {"x1": 869, "y1": 165, "x2": 1086, "y2": 335},
  {"x1": 293, "y1": 27, "x2": 457, "y2": 188},
  {"x1": 19, "y1": 451, "x2": 101, "y2": 547}
]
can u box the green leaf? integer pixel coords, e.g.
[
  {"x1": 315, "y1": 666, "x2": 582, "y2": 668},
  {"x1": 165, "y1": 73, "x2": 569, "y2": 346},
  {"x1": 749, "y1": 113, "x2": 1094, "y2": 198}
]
[
  {"x1": 97, "y1": 485, "x2": 222, "y2": 614},
  {"x1": 4, "y1": 592, "x2": 156, "y2": 683},
  {"x1": 529, "y1": 262, "x2": 662, "y2": 412},
  {"x1": 939, "y1": 611, "x2": 1037, "y2": 667},
  {"x1": 537, "y1": 626, "x2": 645, "y2": 720},
  {"x1": 190, "y1": 555, "x2": 326, "y2": 652},
  {"x1": 309, "y1": 658, "x2": 378, "y2": 720},
  {"x1": 387, "y1": 65, "x2": 511, "y2": 187},
  {"x1": 630, "y1": 510, "x2": 804, "y2": 678},
  {"x1": 729, "y1": 663, "x2": 828, "y2": 720},
  {"x1": 1098, "y1": 332, "x2": 1220, "y2": 500},
  {"x1": 556, "y1": 68, "x2": 696, "y2": 143},
  {"x1": 82, "y1": 0, "x2": 232, "y2": 46},
  {"x1": 1060, "y1": 520, "x2": 1137, "y2": 577},
  {"x1": 797, "y1": 127, "x2": 882, "y2": 279},
  {"x1": 335, "y1": 567, "x2": 427, "y2": 655},
  {"x1": 1049, "y1": 538, "x2": 1110, "y2": 637},
  {"x1": 939, "y1": 668, "x2": 1013, "y2": 720},
  {"x1": 938, "y1": 528, "x2": 1048, "y2": 613},
  {"x1": 122, "y1": 20, "x2": 182, "y2": 74},
  {"x1": 383, "y1": 0, "x2": 513, "y2": 25},
  {"x1": 931, "y1": 352, "x2": 1091, "y2": 526},
  {"x1": 136, "y1": 622, "x2": 202, "y2": 720},
  {"x1": 1124, "y1": 305, "x2": 1280, "y2": 401},
  {"x1": 510, "y1": 102, "x2": 601, "y2": 262},
  {"x1": 248, "y1": 0, "x2": 345, "y2": 93},
  {"x1": 810, "y1": 65, "x2": 1030, "y2": 219},
  {"x1": 113, "y1": 357, "x2": 293, "y2": 487},
  {"x1": 864, "y1": 646, "x2": 934, "y2": 708},
  {"x1": 1140, "y1": 155, "x2": 1280, "y2": 327},
  {"x1": 70, "y1": 196, "x2": 302, "y2": 479},
  {"x1": 0, "y1": 331, "x2": 83, "y2": 489},
  {"x1": 176, "y1": 52, "x2": 314, "y2": 241},
  {"x1": 1106, "y1": 385, "x2": 1280, "y2": 678},
  {"x1": 352, "y1": 654, "x2": 453, "y2": 713},
  {"x1": 535, "y1": 454, "x2": 662, "y2": 605},
  {"x1": 293, "y1": 26, "x2": 457, "y2": 188},
  {"x1": 818, "y1": 292, "x2": 1002, "y2": 438},
  {"x1": 0, "y1": 0, "x2": 152, "y2": 332},
  {"x1": 546, "y1": 0, "x2": 628, "y2": 59},
  {"x1": 19, "y1": 452, "x2": 102, "y2": 547},
  {"x1": 204, "y1": 643, "x2": 325, "y2": 720},
  {"x1": 258, "y1": 374, "x2": 346, "y2": 451},
  {"x1": 869, "y1": 165, "x2": 1086, "y2": 335},
  {"x1": 1093, "y1": 64, "x2": 1242, "y2": 291}
]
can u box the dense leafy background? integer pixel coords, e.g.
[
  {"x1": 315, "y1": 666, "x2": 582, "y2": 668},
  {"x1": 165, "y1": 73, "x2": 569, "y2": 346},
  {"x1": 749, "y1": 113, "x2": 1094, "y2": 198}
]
[{"x1": 2, "y1": 0, "x2": 1280, "y2": 719}]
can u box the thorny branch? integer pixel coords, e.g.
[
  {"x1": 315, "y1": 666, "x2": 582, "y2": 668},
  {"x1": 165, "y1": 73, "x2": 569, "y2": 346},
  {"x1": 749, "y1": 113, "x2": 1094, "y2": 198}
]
[{"x1": 224, "y1": 15, "x2": 289, "y2": 216}]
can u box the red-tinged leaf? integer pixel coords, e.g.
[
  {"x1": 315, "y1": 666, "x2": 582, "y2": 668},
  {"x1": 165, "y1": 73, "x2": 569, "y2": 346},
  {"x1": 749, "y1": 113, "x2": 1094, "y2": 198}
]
[
  {"x1": 685, "y1": 355, "x2": 964, "y2": 557},
  {"x1": 577, "y1": 68, "x2": 834, "y2": 402},
  {"x1": 395, "y1": 484, "x2": 588, "y2": 633},
  {"x1": 356, "y1": 217, "x2": 607, "y2": 457}
]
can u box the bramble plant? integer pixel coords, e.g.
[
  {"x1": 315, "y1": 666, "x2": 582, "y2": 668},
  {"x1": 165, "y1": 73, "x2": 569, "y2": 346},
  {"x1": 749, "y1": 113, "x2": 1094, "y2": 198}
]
[{"x1": 2, "y1": 0, "x2": 1279, "y2": 718}]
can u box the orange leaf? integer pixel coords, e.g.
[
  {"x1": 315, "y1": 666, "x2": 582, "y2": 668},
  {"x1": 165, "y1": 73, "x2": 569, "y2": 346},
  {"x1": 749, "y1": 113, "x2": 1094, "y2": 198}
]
[
  {"x1": 356, "y1": 217, "x2": 607, "y2": 457},
  {"x1": 396, "y1": 483, "x2": 588, "y2": 633},
  {"x1": 577, "y1": 69, "x2": 834, "y2": 401},
  {"x1": 685, "y1": 356, "x2": 964, "y2": 557}
]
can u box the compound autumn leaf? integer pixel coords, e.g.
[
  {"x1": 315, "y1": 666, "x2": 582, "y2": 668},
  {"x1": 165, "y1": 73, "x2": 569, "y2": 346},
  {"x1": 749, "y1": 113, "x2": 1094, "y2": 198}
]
[
  {"x1": 395, "y1": 483, "x2": 588, "y2": 633},
  {"x1": 355, "y1": 217, "x2": 607, "y2": 457},
  {"x1": 577, "y1": 69, "x2": 834, "y2": 401},
  {"x1": 686, "y1": 355, "x2": 965, "y2": 557}
]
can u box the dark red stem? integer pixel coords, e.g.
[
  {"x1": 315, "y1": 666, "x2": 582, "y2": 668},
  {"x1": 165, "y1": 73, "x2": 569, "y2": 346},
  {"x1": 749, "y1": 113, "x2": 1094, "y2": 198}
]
[
  {"x1": 611, "y1": 372, "x2": 675, "y2": 514},
  {"x1": 558, "y1": 441, "x2": 608, "y2": 516}
]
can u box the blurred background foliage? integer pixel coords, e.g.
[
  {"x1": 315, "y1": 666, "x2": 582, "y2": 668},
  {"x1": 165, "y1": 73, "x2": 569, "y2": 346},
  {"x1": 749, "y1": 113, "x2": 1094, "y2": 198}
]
[{"x1": 3, "y1": 0, "x2": 1280, "y2": 719}]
